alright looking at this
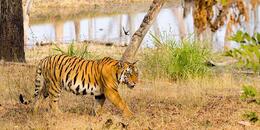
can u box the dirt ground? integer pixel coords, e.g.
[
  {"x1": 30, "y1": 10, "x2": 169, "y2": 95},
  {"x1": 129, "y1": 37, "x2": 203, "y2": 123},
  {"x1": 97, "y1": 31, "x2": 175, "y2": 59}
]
[{"x1": 0, "y1": 44, "x2": 260, "y2": 129}]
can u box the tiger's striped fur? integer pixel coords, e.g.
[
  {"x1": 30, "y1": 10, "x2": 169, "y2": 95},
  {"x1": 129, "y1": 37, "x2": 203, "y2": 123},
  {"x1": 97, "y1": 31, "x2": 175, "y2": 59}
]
[{"x1": 33, "y1": 54, "x2": 138, "y2": 117}]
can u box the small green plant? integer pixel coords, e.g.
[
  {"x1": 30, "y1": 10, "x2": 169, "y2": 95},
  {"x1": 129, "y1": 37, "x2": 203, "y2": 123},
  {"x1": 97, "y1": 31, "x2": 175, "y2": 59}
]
[
  {"x1": 240, "y1": 85, "x2": 260, "y2": 104},
  {"x1": 143, "y1": 34, "x2": 211, "y2": 79},
  {"x1": 53, "y1": 43, "x2": 94, "y2": 59},
  {"x1": 240, "y1": 85, "x2": 258, "y2": 100},
  {"x1": 243, "y1": 111, "x2": 259, "y2": 123},
  {"x1": 226, "y1": 31, "x2": 260, "y2": 72}
]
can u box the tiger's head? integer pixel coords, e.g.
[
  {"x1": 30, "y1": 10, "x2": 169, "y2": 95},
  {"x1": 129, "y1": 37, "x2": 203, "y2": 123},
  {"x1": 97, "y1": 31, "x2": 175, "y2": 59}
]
[{"x1": 117, "y1": 60, "x2": 139, "y2": 89}]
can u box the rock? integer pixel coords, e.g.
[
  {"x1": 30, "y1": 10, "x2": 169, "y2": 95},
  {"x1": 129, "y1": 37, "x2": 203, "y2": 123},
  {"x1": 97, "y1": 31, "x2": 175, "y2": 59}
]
[{"x1": 238, "y1": 121, "x2": 251, "y2": 126}]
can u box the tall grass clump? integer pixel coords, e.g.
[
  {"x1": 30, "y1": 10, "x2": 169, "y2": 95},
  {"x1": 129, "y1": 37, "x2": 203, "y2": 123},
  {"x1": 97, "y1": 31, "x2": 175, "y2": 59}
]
[
  {"x1": 142, "y1": 35, "x2": 211, "y2": 80},
  {"x1": 53, "y1": 43, "x2": 94, "y2": 59}
]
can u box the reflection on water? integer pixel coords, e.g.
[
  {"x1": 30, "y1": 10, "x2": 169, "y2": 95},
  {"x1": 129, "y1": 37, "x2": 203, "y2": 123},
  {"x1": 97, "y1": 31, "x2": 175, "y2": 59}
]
[{"x1": 28, "y1": 3, "x2": 260, "y2": 50}]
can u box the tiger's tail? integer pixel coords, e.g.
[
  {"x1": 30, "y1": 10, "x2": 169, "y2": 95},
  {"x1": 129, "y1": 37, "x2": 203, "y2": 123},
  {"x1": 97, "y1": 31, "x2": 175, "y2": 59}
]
[
  {"x1": 19, "y1": 63, "x2": 43, "y2": 105},
  {"x1": 34, "y1": 64, "x2": 43, "y2": 98}
]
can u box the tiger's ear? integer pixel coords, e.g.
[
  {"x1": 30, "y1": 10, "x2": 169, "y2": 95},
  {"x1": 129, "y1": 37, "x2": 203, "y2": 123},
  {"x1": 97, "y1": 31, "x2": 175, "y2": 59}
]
[{"x1": 132, "y1": 60, "x2": 138, "y2": 65}]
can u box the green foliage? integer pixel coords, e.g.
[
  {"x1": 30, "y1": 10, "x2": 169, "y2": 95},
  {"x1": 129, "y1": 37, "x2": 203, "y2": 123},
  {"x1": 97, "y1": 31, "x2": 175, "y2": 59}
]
[
  {"x1": 240, "y1": 85, "x2": 260, "y2": 104},
  {"x1": 143, "y1": 35, "x2": 211, "y2": 80},
  {"x1": 53, "y1": 43, "x2": 94, "y2": 59},
  {"x1": 226, "y1": 31, "x2": 260, "y2": 72},
  {"x1": 243, "y1": 111, "x2": 259, "y2": 123},
  {"x1": 229, "y1": 31, "x2": 260, "y2": 44},
  {"x1": 240, "y1": 85, "x2": 258, "y2": 100}
]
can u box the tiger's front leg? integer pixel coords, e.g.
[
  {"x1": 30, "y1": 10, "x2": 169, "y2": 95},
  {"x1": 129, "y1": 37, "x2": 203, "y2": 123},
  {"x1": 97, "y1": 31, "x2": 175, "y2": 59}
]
[
  {"x1": 104, "y1": 88, "x2": 133, "y2": 117},
  {"x1": 93, "y1": 94, "x2": 106, "y2": 116}
]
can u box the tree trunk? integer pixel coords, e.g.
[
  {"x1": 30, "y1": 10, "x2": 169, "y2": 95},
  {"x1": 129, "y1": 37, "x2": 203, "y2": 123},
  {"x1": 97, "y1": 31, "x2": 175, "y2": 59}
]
[
  {"x1": 121, "y1": 0, "x2": 166, "y2": 61},
  {"x1": 54, "y1": 21, "x2": 64, "y2": 43},
  {"x1": 127, "y1": 13, "x2": 135, "y2": 37},
  {"x1": 0, "y1": 0, "x2": 25, "y2": 62},
  {"x1": 23, "y1": 0, "x2": 33, "y2": 46},
  {"x1": 74, "y1": 20, "x2": 81, "y2": 42},
  {"x1": 172, "y1": 6, "x2": 187, "y2": 40},
  {"x1": 88, "y1": 18, "x2": 93, "y2": 40}
]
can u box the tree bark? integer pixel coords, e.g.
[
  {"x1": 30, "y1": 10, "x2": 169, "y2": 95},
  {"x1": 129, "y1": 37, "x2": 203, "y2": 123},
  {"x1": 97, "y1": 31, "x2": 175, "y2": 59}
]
[
  {"x1": 74, "y1": 20, "x2": 81, "y2": 42},
  {"x1": 121, "y1": 0, "x2": 166, "y2": 61},
  {"x1": 54, "y1": 21, "x2": 64, "y2": 43},
  {"x1": 172, "y1": 6, "x2": 187, "y2": 40},
  {"x1": 0, "y1": 0, "x2": 25, "y2": 62},
  {"x1": 88, "y1": 18, "x2": 94, "y2": 40}
]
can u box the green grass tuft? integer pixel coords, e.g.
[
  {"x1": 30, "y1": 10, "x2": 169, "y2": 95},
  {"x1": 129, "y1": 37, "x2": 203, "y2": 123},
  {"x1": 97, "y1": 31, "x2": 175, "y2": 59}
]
[
  {"x1": 240, "y1": 84, "x2": 260, "y2": 104},
  {"x1": 243, "y1": 111, "x2": 259, "y2": 123},
  {"x1": 240, "y1": 85, "x2": 258, "y2": 100},
  {"x1": 53, "y1": 43, "x2": 94, "y2": 59},
  {"x1": 142, "y1": 35, "x2": 211, "y2": 80}
]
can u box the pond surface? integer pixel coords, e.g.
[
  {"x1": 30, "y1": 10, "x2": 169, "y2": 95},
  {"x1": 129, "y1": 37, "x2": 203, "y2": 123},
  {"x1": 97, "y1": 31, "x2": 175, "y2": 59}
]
[{"x1": 28, "y1": 2, "x2": 260, "y2": 51}]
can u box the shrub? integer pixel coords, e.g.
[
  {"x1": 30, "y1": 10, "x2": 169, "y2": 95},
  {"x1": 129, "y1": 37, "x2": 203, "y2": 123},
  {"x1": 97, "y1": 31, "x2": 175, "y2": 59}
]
[
  {"x1": 142, "y1": 35, "x2": 211, "y2": 80},
  {"x1": 226, "y1": 31, "x2": 260, "y2": 72}
]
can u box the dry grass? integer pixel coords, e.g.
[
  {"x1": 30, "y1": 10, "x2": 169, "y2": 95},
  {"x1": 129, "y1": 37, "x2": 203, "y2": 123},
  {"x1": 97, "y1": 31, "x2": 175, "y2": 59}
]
[{"x1": 1, "y1": 44, "x2": 260, "y2": 129}]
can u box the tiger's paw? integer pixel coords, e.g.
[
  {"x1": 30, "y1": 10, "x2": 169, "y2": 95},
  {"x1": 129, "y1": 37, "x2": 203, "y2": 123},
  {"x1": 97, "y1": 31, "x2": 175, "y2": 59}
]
[
  {"x1": 90, "y1": 109, "x2": 99, "y2": 116},
  {"x1": 51, "y1": 111, "x2": 63, "y2": 118},
  {"x1": 56, "y1": 109, "x2": 63, "y2": 115},
  {"x1": 90, "y1": 111, "x2": 96, "y2": 116},
  {"x1": 123, "y1": 110, "x2": 134, "y2": 118}
]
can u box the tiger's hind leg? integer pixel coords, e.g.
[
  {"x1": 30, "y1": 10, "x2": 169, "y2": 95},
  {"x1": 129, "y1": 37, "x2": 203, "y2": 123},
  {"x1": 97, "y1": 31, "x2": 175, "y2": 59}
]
[
  {"x1": 33, "y1": 94, "x2": 43, "y2": 114},
  {"x1": 33, "y1": 80, "x2": 49, "y2": 114},
  {"x1": 93, "y1": 94, "x2": 106, "y2": 116},
  {"x1": 48, "y1": 82, "x2": 62, "y2": 114}
]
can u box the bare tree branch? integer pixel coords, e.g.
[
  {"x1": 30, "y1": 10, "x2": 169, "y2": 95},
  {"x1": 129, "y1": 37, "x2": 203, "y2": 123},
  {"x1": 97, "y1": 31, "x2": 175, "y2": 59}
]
[
  {"x1": 25, "y1": 0, "x2": 33, "y2": 16},
  {"x1": 121, "y1": 0, "x2": 166, "y2": 61}
]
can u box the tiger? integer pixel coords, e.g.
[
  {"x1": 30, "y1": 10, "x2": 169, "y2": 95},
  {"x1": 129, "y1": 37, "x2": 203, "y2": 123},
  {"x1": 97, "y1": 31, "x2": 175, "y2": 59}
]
[{"x1": 32, "y1": 54, "x2": 138, "y2": 117}]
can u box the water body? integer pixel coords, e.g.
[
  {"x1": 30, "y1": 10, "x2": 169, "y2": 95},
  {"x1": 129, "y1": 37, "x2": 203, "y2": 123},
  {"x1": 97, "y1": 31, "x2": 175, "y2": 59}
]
[{"x1": 28, "y1": 2, "x2": 260, "y2": 50}]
